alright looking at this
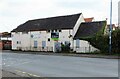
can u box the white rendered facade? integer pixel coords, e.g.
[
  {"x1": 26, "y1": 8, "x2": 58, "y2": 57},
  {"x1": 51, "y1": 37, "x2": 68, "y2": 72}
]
[{"x1": 11, "y1": 14, "x2": 98, "y2": 53}]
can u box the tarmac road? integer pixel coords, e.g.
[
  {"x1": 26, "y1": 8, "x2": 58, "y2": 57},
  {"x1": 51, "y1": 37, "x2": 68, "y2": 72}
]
[{"x1": 1, "y1": 51, "x2": 118, "y2": 77}]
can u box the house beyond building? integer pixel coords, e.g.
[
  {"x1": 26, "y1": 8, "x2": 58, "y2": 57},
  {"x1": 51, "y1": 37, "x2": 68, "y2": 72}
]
[
  {"x1": 11, "y1": 13, "x2": 106, "y2": 53},
  {"x1": 0, "y1": 32, "x2": 11, "y2": 50},
  {"x1": 84, "y1": 17, "x2": 94, "y2": 22}
]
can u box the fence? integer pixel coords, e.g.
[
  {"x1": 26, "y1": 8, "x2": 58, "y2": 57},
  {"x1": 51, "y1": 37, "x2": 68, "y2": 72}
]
[
  {"x1": 72, "y1": 46, "x2": 99, "y2": 53},
  {"x1": 21, "y1": 46, "x2": 53, "y2": 52},
  {"x1": 17, "y1": 46, "x2": 98, "y2": 53}
]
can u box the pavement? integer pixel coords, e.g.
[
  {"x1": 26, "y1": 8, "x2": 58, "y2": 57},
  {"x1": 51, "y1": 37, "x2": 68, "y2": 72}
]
[
  {"x1": 2, "y1": 50, "x2": 120, "y2": 59},
  {"x1": 2, "y1": 70, "x2": 21, "y2": 77}
]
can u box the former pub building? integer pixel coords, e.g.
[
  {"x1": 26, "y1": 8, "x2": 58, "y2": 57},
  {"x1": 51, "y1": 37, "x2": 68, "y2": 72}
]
[{"x1": 11, "y1": 13, "x2": 106, "y2": 53}]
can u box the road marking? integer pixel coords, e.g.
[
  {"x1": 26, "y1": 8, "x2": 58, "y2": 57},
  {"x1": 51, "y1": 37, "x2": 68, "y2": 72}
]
[
  {"x1": 3, "y1": 61, "x2": 32, "y2": 67},
  {"x1": 6, "y1": 65, "x2": 10, "y2": 66},
  {"x1": 15, "y1": 70, "x2": 40, "y2": 77},
  {"x1": 3, "y1": 63, "x2": 5, "y2": 65}
]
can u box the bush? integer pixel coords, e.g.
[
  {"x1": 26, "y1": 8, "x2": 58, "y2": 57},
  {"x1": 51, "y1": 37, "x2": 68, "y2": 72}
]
[
  {"x1": 111, "y1": 29, "x2": 120, "y2": 53},
  {"x1": 61, "y1": 42, "x2": 71, "y2": 53},
  {"x1": 87, "y1": 29, "x2": 120, "y2": 54}
]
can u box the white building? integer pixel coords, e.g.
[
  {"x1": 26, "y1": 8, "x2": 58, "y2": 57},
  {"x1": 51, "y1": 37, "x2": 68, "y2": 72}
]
[{"x1": 11, "y1": 13, "x2": 106, "y2": 53}]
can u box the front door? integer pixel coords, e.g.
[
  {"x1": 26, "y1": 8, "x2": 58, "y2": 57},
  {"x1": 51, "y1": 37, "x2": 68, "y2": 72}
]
[{"x1": 54, "y1": 41, "x2": 61, "y2": 52}]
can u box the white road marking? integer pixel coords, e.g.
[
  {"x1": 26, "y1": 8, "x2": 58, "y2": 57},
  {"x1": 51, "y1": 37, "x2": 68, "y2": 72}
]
[
  {"x1": 15, "y1": 70, "x2": 40, "y2": 77},
  {"x1": 3, "y1": 61, "x2": 32, "y2": 67},
  {"x1": 6, "y1": 65, "x2": 10, "y2": 66}
]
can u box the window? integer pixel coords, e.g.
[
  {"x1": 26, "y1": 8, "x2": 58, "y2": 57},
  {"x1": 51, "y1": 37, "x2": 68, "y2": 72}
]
[
  {"x1": 59, "y1": 30, "x2": 61, "y2": 32},
  {"x1": 22, "y1": 32, "x2": 28, "y2": 34},
  {"x1": 47, "y1": 30, "x2": 50, "y2": 33},
  {"x1": 17, "y1": 41, "x2": 19, "y2": 44},
  {"x1": 11, "y1": 34, "x2": 13, "y2": 37},
  {"x1": 15, "y1": 32, "x2": 18, "y2": 33},
  {"x1": 51, "y1": 32, "x2": 59, "y2": 38},
  {"x1": 16, "y1": 32, "x2": 20, "y2": 34},
  {"x1": 17, "y1": 41, "x2": 21, "y2": 44},
  {"x1": 19, "y1": 41, "x2": 21, "y2": 44},
  {"x1": 42, "y1": 41, "x2": 46, "y2": 49},
  {"x1": 51, "y1": 30, "x2": 54, "y2": 32},
  {"x1": 31, "y1": 35, "x2": 34, "y2": 38},
  {"x1": 55, "y1": 29, "x2": 57, "y2": 32},
  {"x1": 34, "y1": 41, "x2": 38, "y2": 48},
  {"x1": 76, "y1": 39, "x2": 80, "y2": 48},
  {"x1": 48, "y1": 38, "x2": 50, "y2": 41}
]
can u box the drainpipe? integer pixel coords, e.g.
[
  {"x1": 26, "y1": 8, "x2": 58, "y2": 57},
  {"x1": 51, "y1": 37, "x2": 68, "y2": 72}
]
[{"x1": 30, "y1": 31, "x2": 31, "y2": 51}]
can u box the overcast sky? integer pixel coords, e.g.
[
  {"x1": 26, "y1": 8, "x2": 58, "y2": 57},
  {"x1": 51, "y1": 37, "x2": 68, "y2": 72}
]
[{"x1": 0, "y1": 0, "x2": 119, "y2": 32}]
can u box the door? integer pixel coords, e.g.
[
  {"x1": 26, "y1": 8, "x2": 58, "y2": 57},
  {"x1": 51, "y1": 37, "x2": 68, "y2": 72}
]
[{"x1": 54, "y1": 41, "x2": 61, "y2": 52}]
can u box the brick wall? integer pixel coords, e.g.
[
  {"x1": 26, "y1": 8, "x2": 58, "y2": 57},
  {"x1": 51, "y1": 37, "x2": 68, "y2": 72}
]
[{"x1": 0, "y1": 41, "x2": 3, "y2": 50}]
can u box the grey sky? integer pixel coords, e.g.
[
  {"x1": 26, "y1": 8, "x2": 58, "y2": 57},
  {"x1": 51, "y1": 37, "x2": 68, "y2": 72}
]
[{"x1": 0, "y1": 0, "x2": 119, "y2": 32}]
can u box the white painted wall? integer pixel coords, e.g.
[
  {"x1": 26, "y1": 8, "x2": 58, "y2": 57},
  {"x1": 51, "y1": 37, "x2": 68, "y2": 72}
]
[
  {"x1": 74, "y1": 40, "x2": 99, "y2": 53},
  {"x1": 73, "y1": 14, "x2": 85, "y2": 37},
  {"x1": 12, "y1": 32, "x2": 30, "y2": 50},
  {"x1": 12, "y1": 29, "x2": 73, "y2": 52},
  {"x1": 12, "y1": 30, "x2": 99, "y2": 53}
]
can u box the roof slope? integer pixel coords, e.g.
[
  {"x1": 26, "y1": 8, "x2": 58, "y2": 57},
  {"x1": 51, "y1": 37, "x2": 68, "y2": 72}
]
[
  {"x1": 74, "y1": 21, "x2": 106, "y2": 39},
  {"x1": 11, "y1": 13, "x2": 81, "y2": 32}
]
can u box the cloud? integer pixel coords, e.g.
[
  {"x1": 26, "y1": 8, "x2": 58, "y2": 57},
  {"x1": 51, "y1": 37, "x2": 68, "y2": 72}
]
[{"x1": 0, "y1": 0, "x2": 119, "y2": 32}]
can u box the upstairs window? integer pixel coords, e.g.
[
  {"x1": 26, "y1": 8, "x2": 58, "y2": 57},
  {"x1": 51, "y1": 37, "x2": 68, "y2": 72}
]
[
  {"x1": 51, "y1": 30, "x2": 54, "y2": 32},
  {"x1": 59, "y1": 30, "x2": 62, "y2": 32},
  {"x1": 48, "y1": 38, "x2": 50, "y2": 41},
  {"x1": 55, "y1": 29, "x2": 57, "y2": 32},
  {"x1": 22, "y1": 32, "x2": 28, "y2": 34},
  {"x1": 47, "y1": 30, "x2": 50, "y2": 33}
]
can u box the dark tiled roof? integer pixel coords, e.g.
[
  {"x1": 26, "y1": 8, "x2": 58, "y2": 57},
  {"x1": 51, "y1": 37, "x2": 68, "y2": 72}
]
[
  {"x1": 0, "y1": 32, "x2": 11, "y2": 37},
  {"x1": 74, "y1": 21, "x2": 106, "y2": 39},
  {"x1": 11, "y1": 13, "x2": 81, "y2": 32}
]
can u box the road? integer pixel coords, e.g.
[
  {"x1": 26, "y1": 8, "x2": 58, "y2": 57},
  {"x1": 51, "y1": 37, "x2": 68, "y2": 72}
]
[{"x1": 0, "y1": 51, "x2": 118, "y2": 77}]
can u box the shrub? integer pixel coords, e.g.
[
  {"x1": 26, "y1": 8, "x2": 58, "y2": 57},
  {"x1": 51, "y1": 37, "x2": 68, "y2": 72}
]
[
  {"x1": 61, "y1": 42, "x2": 71, "y2": 53},
  {"x1": 87, "y1": 29, "x2": 120, "y2": 54}
]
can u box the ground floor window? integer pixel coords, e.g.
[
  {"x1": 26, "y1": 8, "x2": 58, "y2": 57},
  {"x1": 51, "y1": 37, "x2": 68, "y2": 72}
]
[
  {"x1": 34, "y1": 41, "x2": 38, "y2": 48},
  {"x1": 42, "y1": 41, "x2": 46, "y2": 49},
  {"x1": 76, "y1": 39, "x2": 80, "y2": 48}
]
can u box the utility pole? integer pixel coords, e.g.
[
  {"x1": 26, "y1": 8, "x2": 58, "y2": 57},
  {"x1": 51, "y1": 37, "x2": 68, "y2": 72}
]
[{"x1": 109, "y1": 0, "x2": 112, "y2": 54}]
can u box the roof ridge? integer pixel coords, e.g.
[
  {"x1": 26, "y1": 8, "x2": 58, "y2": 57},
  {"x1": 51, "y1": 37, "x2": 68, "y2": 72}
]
[
  {"x1": 11, "y1": 13, "x2": 81, "y2": 32},
  {"x1": 28, "y1": 13, "x2": 82, "y2": 22}
]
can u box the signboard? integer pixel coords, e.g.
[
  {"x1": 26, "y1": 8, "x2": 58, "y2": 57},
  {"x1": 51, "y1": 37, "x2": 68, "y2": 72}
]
[{"x1": 51, "y1": 32, "x2": 59, "y2": 41}]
